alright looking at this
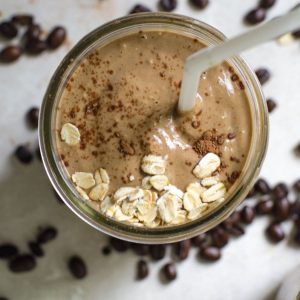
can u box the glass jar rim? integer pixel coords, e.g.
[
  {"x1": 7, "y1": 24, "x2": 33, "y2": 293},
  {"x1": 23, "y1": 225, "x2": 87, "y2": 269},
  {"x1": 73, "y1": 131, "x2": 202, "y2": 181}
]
[{"x1": 39, "y1": 12, "x2": 268, "y2": 244}]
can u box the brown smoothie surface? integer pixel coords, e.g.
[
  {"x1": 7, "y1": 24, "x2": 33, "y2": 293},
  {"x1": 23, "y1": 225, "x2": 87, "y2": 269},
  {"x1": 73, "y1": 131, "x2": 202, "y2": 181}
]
[{"x1": 55, "y1": 30, "x2": 252, "y2": 193}]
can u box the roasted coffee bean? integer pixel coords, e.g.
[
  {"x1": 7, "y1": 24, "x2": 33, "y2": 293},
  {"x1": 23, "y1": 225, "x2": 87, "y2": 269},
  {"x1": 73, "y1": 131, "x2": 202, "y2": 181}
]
[
  {"x1": 26, "y1": 107, "x2": 39, "y2": 129},
  {"x1": 259, "y1": 0, "x2": 276, "y2": 9},
  {"x1": 131, "y1": 243, "x2": 149, "y2": 256},
  {"x1": 0, "y1": 46, "x2": 23, "y2": 63},
  {"x1": 136, "y1": 260, "x2": 149, "y2": 280},
  {"x1": 110, "y1": 237, "x2": 130, "y2": 252},
  {"x1": 0, "y1": 243, "x2": 19, "y2": 260},
  {"x1": 274, "y1": 197, "x2": 290, "y2": 221},
  {"x1": 293, "y1": 180, "x2": 300, "y2": 193},
  {"x1": 189, "y1": 0, "x2": 209, "y2": 9},
  {"x1": 162, "y1": 262, "x2": 177, "y2": 281},
  {"x1": 294, "y1": 229, "x2": 300, "y2": 244},
  {"x1": 37, "y1": 226, "x2": 58, "y2": 244},
  {"x1": 222, "y1": 211, "x2": 241, "y2": 229},
  {"x1": 25, "y1": 39, "x2": 48, "y2": 54},
  {"x1": 47, "y1": 26, "x2": 66, "y2": 49},
  {"x1": 227, "y1": 224, "x2": 245, "y2": 237},
  {"x1": 9, "y1": 254, "x2": 36, "y2": 273},
  {"x1": 25, "y1": 24, "x2": 42, "y2": 41},
  {"x1": 149, "y1": 244, "x2": 166, "y2": 261},
  {"x1": 254, "y1": 178, "x2": 271, "y2": 194},
  {"x1": 28, "y1": 241, "x2": 44, "y2": 257},
  {"x1": 68, "y1": 256, "x2": 87, "y2": 279},
  {"x1": 266, "y1": 99, "x2": 277, "y2": 113},
  {"x1": 15, "y1": 145, "x2": 33, "y2": 164},
  {"x1": 266, "y1": 223, "x2": 285, "y2": 243},
  {"x1": 273, "y1": 183, "x2": 289, "y2": 200},
  {"x1": 255, "y1": 68, "x2": 271, "y2": 85},
  {"x1": 291, "y1": 199, "x2": 300, "y2": 218},
  {"x1": 241, "y1": 206, "x2": 255, "y2": 224},
  {"x1": 292, "y1": 29, "x2": 300, "y2": 39},
  {"x1": 159, "y1": 0, "x2": 177, "y2": 11},
  {"x1": 191, "y1": 233, "x2": 208, "y2": 247},
  {"x1": 246, "y1": 187, "x2": 256, "y2": 198},
  {"x1": 244, "y1": 8, "x2": 266, "y2": 25},
  {"x1": 0, "y1": 21, "x2": 18, "y2": 39},
  {"x1": 211, "y1": 227, "x2": 229, "y2": 248},
  {"x1": 174, "y1": 239, "x2": 191, "y2": 260},
  {"x1": 255, "y1": 198, "x2": 274, "y2": 215},
  {"x1": 129, "y1": 4, "x2": 152, "y2": 14},
  {"x1": 101, "y1": 246, "x2": 111, "y2": 256},
  {"x1": 11, "y1": 14, "x2": 33, "y2": 26},
  {"x1": 200, "y1": 246, "x2": 221, "y2": 261}
]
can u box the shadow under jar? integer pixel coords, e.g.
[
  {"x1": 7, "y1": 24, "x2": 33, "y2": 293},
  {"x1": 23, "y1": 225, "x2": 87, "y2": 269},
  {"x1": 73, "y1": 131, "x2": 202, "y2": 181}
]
[{"x1": 39, "y1": 13, "x2": 268, "y2": 244}]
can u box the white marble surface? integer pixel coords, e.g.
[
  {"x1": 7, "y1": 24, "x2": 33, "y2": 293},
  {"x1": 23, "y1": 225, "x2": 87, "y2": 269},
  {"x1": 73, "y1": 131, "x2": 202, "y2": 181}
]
[{"x1": 0, "y1": 0, "x2": 300, "y2": 299}]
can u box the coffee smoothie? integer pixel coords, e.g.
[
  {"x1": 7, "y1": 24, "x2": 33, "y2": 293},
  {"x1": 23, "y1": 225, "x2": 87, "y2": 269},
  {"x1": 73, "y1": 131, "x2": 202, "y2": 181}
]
[{"x1": 55, "y1": 30, "x2": 252, "y2": 227}]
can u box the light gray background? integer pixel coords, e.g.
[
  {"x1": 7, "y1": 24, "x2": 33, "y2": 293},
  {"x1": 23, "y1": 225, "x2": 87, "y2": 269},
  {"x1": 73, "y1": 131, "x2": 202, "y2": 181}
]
[{"x1": 0, "y1": 0, "x2": 300, "y2": 299}]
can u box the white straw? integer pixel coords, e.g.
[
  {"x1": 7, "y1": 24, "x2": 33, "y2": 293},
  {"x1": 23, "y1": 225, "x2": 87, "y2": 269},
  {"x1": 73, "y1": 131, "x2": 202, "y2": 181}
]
[{"x1": 178, "y1": 7, "x2": 300, "y2": 112}]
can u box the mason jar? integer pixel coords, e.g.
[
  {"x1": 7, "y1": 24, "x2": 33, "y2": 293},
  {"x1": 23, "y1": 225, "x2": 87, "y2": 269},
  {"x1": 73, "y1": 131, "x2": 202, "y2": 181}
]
[{"x1": 39, "y1": 13, "x2": 268, "y2": 244}]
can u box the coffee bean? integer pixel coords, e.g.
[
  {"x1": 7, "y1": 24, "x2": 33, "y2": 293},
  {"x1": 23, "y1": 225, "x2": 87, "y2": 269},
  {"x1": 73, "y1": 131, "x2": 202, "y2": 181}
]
[
  {"x1": 0, "y1": 46, "x2": 23, "y2": 63},
  {"x1": 137, "y1": 260, "x2": 149, "y2": 280},
  {"x1": 162, "y1": 262, "x2": 177, "y2": 281},
  {"x1": 246, "y1": 187, "x2": 256, "y2": 198},
  {"x1": 266, "y1": 99, "x2": 277, "y2": 113},
  {"x1": 254, "y1": 178, "x2": 271, "y2": 194},
  {"x1": 0, "y1": 21, "x2": 18, "y2": 39},
  {"x1": 295, "y1": 143, "x2": 300, "y2": 154},
  {"x1": 241, "y1": 206, "x2": 255, "y2": 224},
  {"x1": 47, "y1": 26, "x2": 66, "y2": 49},
  {"x1": 291, "y1": 199, "x2": 300, "y2": 218},
  {"x1": 292, "y1": 29, "x2": 300, "y2": 39},
  {"x1": 0, "y1": 243, "x2": 19, "y2": 260},
  {"x1": 244, "y1": 8, "x2": 266, "y2": 25},
  {"x1": 159, "y1": 0, "x2": 177, "y2": 11},
  {"x1": 25, "y1": 24, "x2": 42, "y2": 41},
  {"x1": 227, "y1": 224, "x2": 245, "y2": 237},
  {"x1": 129, "y1": 4, "x2": 152, "y2": 14},
  {"x1": 273, "y1": 183, "x2": 289, "y2": 200},
  {"x1": 211, "y1": 227, "x2": 229, "y2": 248},
  {"x1": 15, "y1": 145, "x2": 33, "y2": 164},
  {"x1": 189, "y1": 0, "x2": 209, "y2": 9},
  {"x1": 9, "y1": 254, "x2": 36, "y2": 273},
  {"x1": 294, "y1": 229, "x2": 300, "y2": 244},
  {"x1": 266, "y1": 223, "x2": 285, "y2": 243},
  {"x1": 222, "y1": 211, "x2": 241, "y2": 230},
  {"x1": 68, "y1": 256, "x2": 87, "y2": 279},
  {"x1": 110, "y1": 237, "x2": 130, "y2": 252},
  {"x1": 259, "y1": 0, "x2": 276, "y2": 9},
  {"x1": 255, "y1": 198, "x2": 274, "y2": 215},
  {"x1": 25, "y1": 39, "x2": 48, "y2": 54},
  {"x1": 131, "y1": 243, "x2": 149, "y2": 256},
  {"x1": 37, "y1": 226, "x2": 58, "y2": 244},
  {"x1": 11, "y1": 14, "x2": 33, "y2": 26},
  {"x1": 293, "y1": 180, "x2": 300, "y2": 193},
  {"x1": 101, "y1": 246, "x2": 111, "y2": 256},
  {"x1": 191, "y1": 233, "x2": 207, "y2": 247},
  {"x1": 149, "y1": 244, "x2": 166, "y2": 261},
  {"x1": 26, "y1": 107, "x2": 39, "y2": 129},
  {"x1": 274, "y1": 197, "x2": 290, "y2": 221},
  {"x1": 200, "y1": 246, "x2": 221, "y2": 261},
  {"x1": 28, "y1": 241, "x2": 44, "y2": 257},
  {"x1": 174, "y1": 239, "x2": 191, "y2": 260},
  {"x1": 255, "y1": 68, "x2": 271, "y2": 85}
]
